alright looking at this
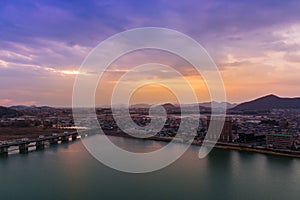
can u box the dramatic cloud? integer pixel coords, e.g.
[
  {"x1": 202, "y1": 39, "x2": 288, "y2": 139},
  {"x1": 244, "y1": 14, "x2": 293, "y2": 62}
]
[{"x1": 1, "y1": 0, "x2": 300, "y2": 105}]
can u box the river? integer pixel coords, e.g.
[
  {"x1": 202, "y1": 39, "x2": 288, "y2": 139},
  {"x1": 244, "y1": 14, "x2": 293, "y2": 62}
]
[{"x1": 1, "y1": 135, "x2": 300, "y2": 200}]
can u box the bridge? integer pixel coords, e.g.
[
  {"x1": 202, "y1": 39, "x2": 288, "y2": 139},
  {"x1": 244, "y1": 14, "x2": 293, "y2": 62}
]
[{"x1": 0, "y1": 131, "x2": 79, "y2": 155}]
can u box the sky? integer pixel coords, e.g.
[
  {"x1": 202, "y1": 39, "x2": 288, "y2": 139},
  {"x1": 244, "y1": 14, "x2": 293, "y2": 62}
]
[{"x1": 1, "y1": 0, "x2": 300, "y2": 106}]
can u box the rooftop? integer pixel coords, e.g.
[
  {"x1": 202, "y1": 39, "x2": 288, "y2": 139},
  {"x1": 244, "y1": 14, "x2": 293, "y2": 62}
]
[{"x1": 268, "y1": 133, "x2": 291, "y2": 137}]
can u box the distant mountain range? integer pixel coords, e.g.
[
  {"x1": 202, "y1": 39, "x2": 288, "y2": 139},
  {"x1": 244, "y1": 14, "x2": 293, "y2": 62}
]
[
  {"x1": 0, "y1": 106, "x2": 22, "y2": 118},
  {"x1": 9, "y1": 105, "x2": 52, "y2": 111},
  {"x1": 130, "y1": 102, "x2": 237, "y2": 109},
  {"x1": 198, "y1": 101, "x2": 237, "y2": 109},
  {"x1": 130, "y1": 95, "x2": 300, "y2": 111},
  {"x1": 1, "y1": 94, "x2": 300, "y2": 116},
  {"x1": 129, "y1": 104, "x2": 151, "y2": 109},
  {"x1": 231, "y1": 94, "x2": 300, "y2": 111}
]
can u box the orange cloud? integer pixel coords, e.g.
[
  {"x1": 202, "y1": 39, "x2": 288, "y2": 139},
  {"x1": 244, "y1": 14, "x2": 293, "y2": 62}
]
[{"x1": 0, "y1": 99, "x2": 39, "y2": 106}]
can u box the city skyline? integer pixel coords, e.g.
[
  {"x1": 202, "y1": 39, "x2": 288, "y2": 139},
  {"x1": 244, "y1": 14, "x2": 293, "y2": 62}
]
[
  {"x1": 1, "y1": 1, "x2": 300, "y2": 199},
  {"x1": 1, "y1": 0, "x2": 300, "y2": 106}
]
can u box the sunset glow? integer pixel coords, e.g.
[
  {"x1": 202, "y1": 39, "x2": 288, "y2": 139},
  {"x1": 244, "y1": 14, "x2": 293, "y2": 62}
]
[{"x1": 1, "y1": 0, "x2": 300, "y2": 106}]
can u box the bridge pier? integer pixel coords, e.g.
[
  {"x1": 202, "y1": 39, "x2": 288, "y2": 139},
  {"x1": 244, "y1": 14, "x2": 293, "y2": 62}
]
[
  {"x1": 0, "y1": 146, "x2": 8, "y2": 155},
  {"x1": 49, "y1": 134, "x2": 58, "y2": 145},
  {"x1": 19, "y1": 143, "x2": 29, "y2": 154},
  {"x1": 72, "y1": 133, "x2": 78, "y2": 141},
  {"x1": 61, "y1": 135, "x2": 69, "y2": 143},
  {"x1": 36, "y1": 141, "x2": 45, "y2": 150},
  {"x1": 36, "y1": 136, "x2": 45, "y2": 150},
  {"x1": 49, "y1": 138, "x2": 58, "y2": 145}
]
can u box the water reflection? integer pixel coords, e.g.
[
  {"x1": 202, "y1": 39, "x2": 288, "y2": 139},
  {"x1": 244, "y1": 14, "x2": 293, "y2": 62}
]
[{"x1": 0, "y1": 137, "x2": 300, "y2": 200}]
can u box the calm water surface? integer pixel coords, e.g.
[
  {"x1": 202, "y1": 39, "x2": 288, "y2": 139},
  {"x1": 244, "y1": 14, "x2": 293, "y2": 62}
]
[{"x1": 1, "y1": 136, "x2": 300, "y2": 200}]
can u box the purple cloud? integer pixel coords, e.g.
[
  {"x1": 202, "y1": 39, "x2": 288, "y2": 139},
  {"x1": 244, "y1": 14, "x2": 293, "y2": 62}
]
[{"x1": 1, "y1": 0, "x2": 300, "y2": 105}]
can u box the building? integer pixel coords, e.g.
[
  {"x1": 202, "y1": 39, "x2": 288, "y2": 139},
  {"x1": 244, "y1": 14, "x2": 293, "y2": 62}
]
[
  {"x1": 238, "y1": 132, "x2": 265, "y2": 143},
  {"x1": 266, "y1": 133, "x2": 294, "y2": 149},
  {"x1": 206, "y1": 116, "x2": 233, "y2": 142}
]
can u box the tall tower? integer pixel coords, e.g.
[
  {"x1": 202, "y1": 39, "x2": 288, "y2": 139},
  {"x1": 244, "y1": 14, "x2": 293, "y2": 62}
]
[{"x1": 206, "y1": 116, "x2": 232, "y2": 142}]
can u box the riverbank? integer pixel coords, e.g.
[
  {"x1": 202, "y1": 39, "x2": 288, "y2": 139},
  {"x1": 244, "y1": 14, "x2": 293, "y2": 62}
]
[
  {"x1": 212, "y1": 143, "x2": 300, "y2": 158},
  {"x1": 100, "y1": 130, "x2": 300, "y2": 158},
  {"x1": 2, "y1": 128, "x2": 300, "y2": 158}
]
